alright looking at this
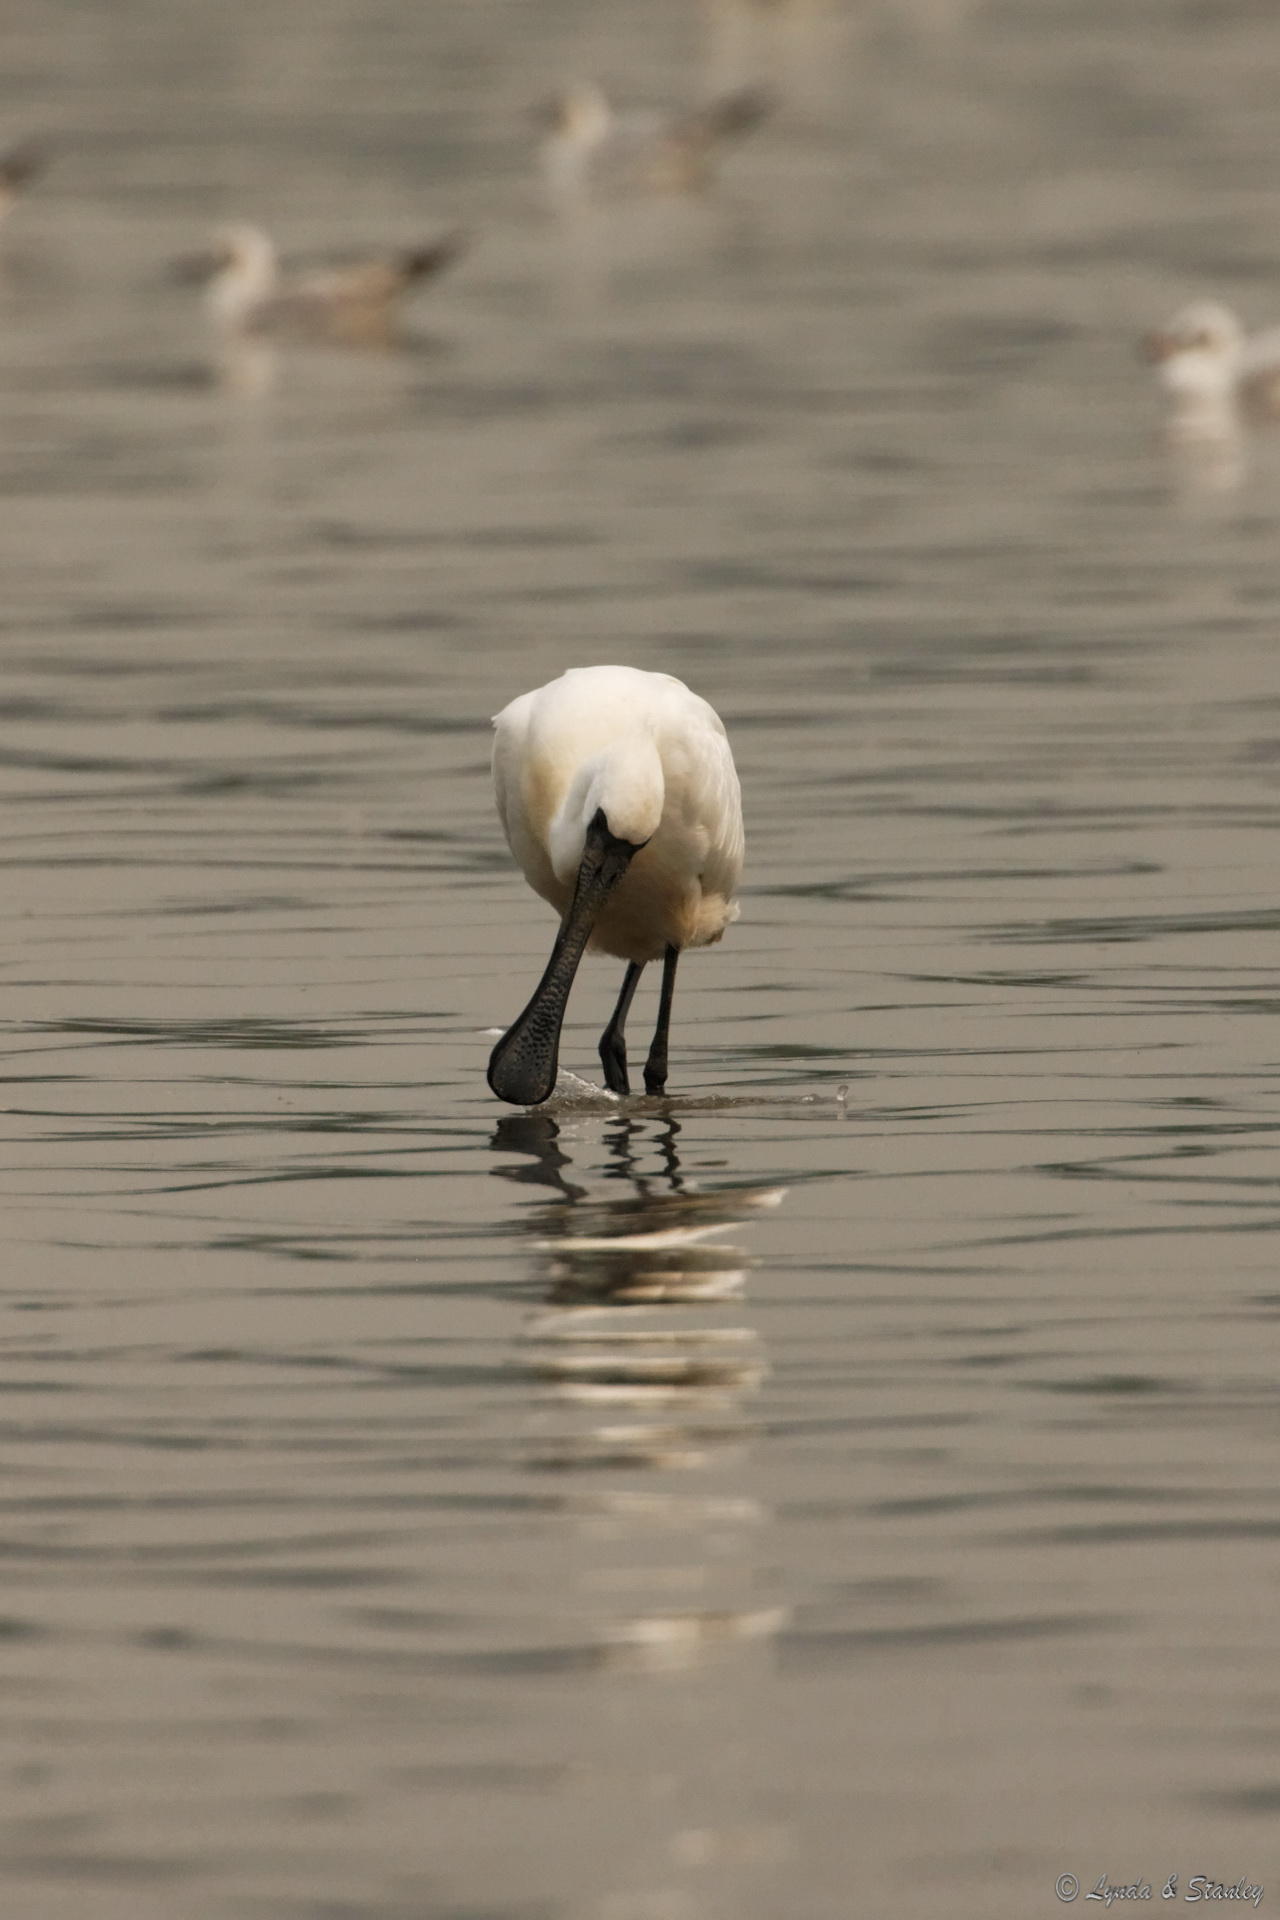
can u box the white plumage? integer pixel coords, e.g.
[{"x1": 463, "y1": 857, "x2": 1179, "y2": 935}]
[
  {"x1": 487, "y1": 666, "x2": 743, "y2": 1105},
  {"x1": 1142, "y1": 300, "x2": 1280, "y2": 421}
]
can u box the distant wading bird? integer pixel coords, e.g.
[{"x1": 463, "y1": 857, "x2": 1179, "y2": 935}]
[{"x1": 487, "y1": 667, "x2": 744, "y2": 1106}]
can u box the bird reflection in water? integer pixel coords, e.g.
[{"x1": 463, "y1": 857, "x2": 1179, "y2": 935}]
[
  {"x1": 1162, "y1": 421, "x2": 1247, "y2": 504},
  {"x1": 490, "y1": 1110, "x2": 788, "y2": 1673}
]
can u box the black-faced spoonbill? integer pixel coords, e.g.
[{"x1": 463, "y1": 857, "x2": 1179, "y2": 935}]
[{"x1": 486, "y1": 666, "x2": 744, "y2": 1106}]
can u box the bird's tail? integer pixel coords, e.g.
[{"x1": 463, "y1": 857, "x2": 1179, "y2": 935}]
[
  {"x1": 395, "y1": 229, "x2": 468, "y2": 284},
  {"x1": 677, "y1": 86, "x2": 775, "y2": 150}
]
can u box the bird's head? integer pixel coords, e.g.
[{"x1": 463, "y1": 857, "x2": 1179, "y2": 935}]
[
  {"x1": 1140, "y1": 301, "x2": 1244, "y2": 404},
  {"x1": 550, "y1": 738, "x2": 662, "y2": 885},
  {"x1": 172, "y1": 222, "x2": 278, "y2": 330}
]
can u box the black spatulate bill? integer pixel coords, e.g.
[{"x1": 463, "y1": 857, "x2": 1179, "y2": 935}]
[{"x1": 487, "y1": 809, "x2": 642, "y2": 1106}]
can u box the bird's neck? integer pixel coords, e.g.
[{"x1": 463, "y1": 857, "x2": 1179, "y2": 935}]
[{"x1": 209, "y1": 238, "x2": 278, "y2": 329}]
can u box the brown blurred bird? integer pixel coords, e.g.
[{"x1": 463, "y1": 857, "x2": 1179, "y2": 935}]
[
  {"x1": 538, "y1": 82, "x2": 774, "y2": 200},
  {"x1": 178, "y1": 222, "x2": 467, "y2": 347}
]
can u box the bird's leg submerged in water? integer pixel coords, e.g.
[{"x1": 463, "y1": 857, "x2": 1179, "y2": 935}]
[
  {"x1": 599, "y1": 960, "x2": 644, "y2": 1096},
  {"x1": 597, "y1": 943, "x2": 681, "y2": 1096},
  {"x1": 488, "y1": 809, "x2": 642, "y2": 1106},
  {"x1": 643, "y1": 944, "x2": 679, "y2": 1095}
]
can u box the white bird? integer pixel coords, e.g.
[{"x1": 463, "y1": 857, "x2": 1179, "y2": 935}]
[
  {"x1": 538, "y1": 81, "x2": 774, "y2": 202},
  {"x1": 487, "y1": 666, "x2": 744, "y2": 1106},
  {"x1": 1141, "y1": 300, "x2": 1280, "y2": 422},
  {"x1": 178, "y1": 221, "x2": 467, "y2": 347}
]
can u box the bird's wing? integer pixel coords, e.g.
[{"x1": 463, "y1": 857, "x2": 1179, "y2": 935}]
[
  {"x1": 246, "y1": 283, "x2": 348, "y2": 340},
  {"x1": 297, "y1": 234, "x2": 465, "y2": 304},
  {"x1": 670, "y1": 86, "x2": 774, "y2": 153},
  {"x1": 674, "y1": 696, "x2": 744, "y2": 903},
  {"x1": 393, "y1": 230, "x2": 468, "y2": 284},
  {"x1": 702, "y1": 720, "x2": 745, "y2": 892},
  {"x1": 289, "y1": 260, "x2": 398, "y2": 306},
  {"x1": 491, "y1": 698, "x2": 527, "y2": 852},
  {"x1": 492, "y1": 692, "x2": 564, "y2": 910},
  {"x1": 579, "y1": 111, "x2": 669, "y2": 191},
  {"x1": 265, "y1": 237, "x2": 464, "y2": 338}
]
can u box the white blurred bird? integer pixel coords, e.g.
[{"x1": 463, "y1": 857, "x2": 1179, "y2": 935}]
[
  {"x1": 1141, "y1": 300, "x2": 1280, "y2": 422},
  {"x1": 487, "y1": 666, "x2": 744, "y2": 1106},
  {"x1": 179, "y1": 221, "x2": 466, "y2": 346},
  {"x1": 538, "y1": 81, "x2": 774, "y2": 202}
]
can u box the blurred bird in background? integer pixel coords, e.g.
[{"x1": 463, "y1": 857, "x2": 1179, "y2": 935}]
[
  {"x1": 1141, "y1": 300, "x2": 1280, "y2": 426},
  {"x1": 538, "y1": 81, "x2": 774, "y2": 203},
  {"x1": 176, "y1": 221, "x2": 467, "y2": 348}
]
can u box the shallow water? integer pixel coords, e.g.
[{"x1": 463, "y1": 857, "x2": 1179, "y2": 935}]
[{"x1": 1, "y1": 1, "x2": 1279, "y2": 1916}]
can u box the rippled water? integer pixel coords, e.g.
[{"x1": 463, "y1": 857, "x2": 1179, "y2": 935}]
[{"x1": 2, "y1": 2, "x2": 1280, "y2": 1916}]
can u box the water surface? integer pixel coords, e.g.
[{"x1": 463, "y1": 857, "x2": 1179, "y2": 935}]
[{"x1": 0, "y1": 2, "x2": 1278, "y2": 1916}]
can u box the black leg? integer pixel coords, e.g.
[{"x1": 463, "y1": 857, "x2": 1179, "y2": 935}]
[
  {"x1": 644, "y1": 945, "x2": 679, "y2": 1095},
  {"x1": 599, "y1": 960, "x2": 644, "y2": 1095}
]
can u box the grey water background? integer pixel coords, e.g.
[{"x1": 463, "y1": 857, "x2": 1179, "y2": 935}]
[{"x1": 0, "y1": 0, "x2": 1278, "y2": 1915}]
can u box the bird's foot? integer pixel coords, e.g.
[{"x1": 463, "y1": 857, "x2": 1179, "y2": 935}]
[{"x1": 600, "y1": 1038, "x2": 631, "y2": 1096}]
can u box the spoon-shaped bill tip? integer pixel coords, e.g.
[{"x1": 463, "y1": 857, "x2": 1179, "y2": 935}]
[{"x1": 487, "y1": 1028, "x2": 560, "y2": 1106}]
